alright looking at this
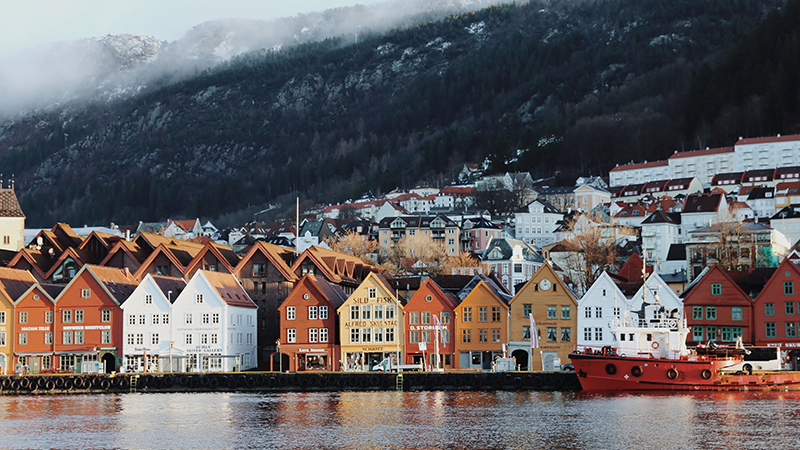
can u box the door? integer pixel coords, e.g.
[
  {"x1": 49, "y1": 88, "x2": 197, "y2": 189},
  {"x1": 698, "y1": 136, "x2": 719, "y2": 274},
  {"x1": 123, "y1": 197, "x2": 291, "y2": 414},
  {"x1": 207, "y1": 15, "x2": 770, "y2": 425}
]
[
  {"x1": 31, "y1": 357, "x2": 40, "y2": 374},
  {"x1": 102, "y1": 353, "x2": 116, "y2": 373},
  {"x1": 542, "y1": 351, "x2": 558, "y2": 371}
]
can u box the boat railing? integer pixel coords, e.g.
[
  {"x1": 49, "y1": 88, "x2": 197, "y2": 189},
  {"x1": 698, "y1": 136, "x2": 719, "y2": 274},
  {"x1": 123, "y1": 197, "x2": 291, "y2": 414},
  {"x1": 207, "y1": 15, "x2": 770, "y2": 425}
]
[{"x1": 571, "y1": 345, "x2": 619, "y2": 357}]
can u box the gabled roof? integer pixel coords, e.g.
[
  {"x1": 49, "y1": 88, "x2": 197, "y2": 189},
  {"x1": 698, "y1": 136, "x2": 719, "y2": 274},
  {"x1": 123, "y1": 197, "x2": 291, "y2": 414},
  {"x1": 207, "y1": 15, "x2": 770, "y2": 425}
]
[
  {"x1": 616, "y1": 252, "x2": 653, "y2": 283},
  {"x1": 151, "y1": 275, "x2": 187, "y2": 302},
  {"x1": 284, "y1": 274, "x2": 348, "y2": 310},
  {"x1": 199, "y1": 270, "x2": 256, "y2": 308},
  {"x1": 291, "y1": 246, "x2": 376, "y2": 286},
  {"x1": 683, "y1": 192, "x2": 723, "y2": 213},
  {"x1": 482, "y1": 237, "x2": 542, "y2": 262},
  {"x1": 183, "y1": 243, "x2": 238, "y2": 276},
  {"x1": 0, "y1": 267, "x2": 38, "y2": 300},
  {"x1": 167, "y1": 219, "x2": 199, "y2": 232},
  {"x1": 457, "y1": 274, "x2": 512, "y2": 303},
  {"x1": 711, "y1": 172, "x2": 744, "y2": 185},
  {"x1": 6, "y1": 248, "x2": 54, "y2": 280},
  {"x1": 43, "y1": 246, "x2": 94, "y2": 280},
  {"x1": 408, "y1": 277, "x2": 459, "y2": 310},
  {"x1": 56, "y1": 265, "x2": 138, "y2": 305},
  {"x1": 233, "y1": 241, "x2": 297, "y2": 282},
  {"x1": 681, "y1": 265, "x2": 753, "y2": 305},
  {"x1": 98, "y1": 239, "x2": 147, "y2": 270},
  {"x1": 133, "y1": 243, "x2": 190, "y2": 280},
  {"x1": 641, "y1": 210, "x2": 681, "y2": 226}
]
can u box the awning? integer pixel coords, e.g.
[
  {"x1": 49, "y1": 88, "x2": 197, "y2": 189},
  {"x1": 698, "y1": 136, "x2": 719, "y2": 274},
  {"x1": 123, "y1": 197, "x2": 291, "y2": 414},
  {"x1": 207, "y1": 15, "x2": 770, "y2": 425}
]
[
  {"x1": 14, "y1": 352, "x2": 55, "y2": 357},
  {"x1": 55, "y1": 351, "x2": 98, "y2": 355}
]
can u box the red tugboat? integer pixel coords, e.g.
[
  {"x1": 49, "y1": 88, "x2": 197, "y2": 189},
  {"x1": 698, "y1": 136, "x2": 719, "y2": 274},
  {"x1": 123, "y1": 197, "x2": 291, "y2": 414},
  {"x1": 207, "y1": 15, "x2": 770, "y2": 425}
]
[{"x1": 569, "y1": 303, "x2": 800, "y2": 391}]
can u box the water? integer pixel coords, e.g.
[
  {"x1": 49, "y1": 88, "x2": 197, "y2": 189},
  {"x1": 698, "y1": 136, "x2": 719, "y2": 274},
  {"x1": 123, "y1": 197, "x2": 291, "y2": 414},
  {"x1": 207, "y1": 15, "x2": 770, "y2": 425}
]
[{"x1": 1, "y1": 390, "x2": 799, "y2": 449}]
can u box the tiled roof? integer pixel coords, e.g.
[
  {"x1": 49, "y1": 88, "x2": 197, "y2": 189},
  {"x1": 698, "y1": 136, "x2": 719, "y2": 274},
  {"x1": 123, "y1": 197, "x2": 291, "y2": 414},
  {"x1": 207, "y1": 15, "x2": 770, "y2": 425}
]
[
  {"x1": 0, "y1": 189, "x2": 24, "y2": 217},
  {"x1": 151, "y1": 275, "x2": 186, "y2": 302},
  {"x1": 202, "y1": 270, "x2": 256, "y2": 308},
  {"x1": 0, "y1": 267, "x2": 37, "y2": 300}
]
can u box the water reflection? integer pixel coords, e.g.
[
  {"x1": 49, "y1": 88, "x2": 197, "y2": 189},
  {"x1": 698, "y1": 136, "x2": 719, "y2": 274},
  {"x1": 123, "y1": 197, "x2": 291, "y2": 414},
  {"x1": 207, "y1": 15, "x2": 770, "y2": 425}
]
[{"x1": 0, "y1": 391, "x2": 799, "y2": 449}]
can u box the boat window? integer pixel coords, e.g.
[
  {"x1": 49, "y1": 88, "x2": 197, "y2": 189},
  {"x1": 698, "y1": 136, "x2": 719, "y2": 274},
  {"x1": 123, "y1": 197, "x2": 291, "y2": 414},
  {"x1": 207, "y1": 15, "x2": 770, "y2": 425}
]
[
  {"x1": 646, "y1": 334, "x2": 652, "y2": 341},
  {"x1": 620, "y1": 334, "x2": 626, "y2": 341}
]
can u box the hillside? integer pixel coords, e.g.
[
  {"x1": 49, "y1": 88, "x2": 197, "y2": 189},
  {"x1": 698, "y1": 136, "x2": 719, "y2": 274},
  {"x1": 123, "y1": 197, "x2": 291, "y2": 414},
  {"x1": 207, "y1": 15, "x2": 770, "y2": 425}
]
[{"x1": 0, "y1": 0, "x2": 792, "y2": 227}]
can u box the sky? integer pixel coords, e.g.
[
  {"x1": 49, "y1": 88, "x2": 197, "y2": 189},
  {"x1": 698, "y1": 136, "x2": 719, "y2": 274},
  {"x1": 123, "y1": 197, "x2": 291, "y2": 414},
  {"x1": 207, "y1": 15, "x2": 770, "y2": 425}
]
[{"x1": 0, "y1": 0, "x2": 387, "y2": 59}]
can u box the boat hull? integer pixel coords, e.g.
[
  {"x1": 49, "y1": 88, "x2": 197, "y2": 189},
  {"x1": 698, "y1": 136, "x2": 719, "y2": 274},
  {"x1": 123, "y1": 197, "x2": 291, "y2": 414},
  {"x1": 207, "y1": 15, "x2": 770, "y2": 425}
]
[{"x1": 570, "y1": 353, "x2": 800, "y2": 391}]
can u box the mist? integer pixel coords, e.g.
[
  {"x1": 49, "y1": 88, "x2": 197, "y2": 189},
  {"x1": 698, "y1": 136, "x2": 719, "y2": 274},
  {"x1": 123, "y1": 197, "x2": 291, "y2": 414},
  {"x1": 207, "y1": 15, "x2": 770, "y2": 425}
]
[{"x1": 0, "y1": 0, "x2": 515, "y2": 120}]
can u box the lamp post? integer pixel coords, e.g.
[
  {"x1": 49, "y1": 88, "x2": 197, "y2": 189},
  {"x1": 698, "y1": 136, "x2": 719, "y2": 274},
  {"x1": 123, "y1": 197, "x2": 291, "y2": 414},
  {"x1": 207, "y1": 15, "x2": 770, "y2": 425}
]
[
  {"x1": 168, "y1": 291, "x2": 173, "y2": 372},
  {"x1": 276, "y1": 339, "x2": 282, "y2": 372}
]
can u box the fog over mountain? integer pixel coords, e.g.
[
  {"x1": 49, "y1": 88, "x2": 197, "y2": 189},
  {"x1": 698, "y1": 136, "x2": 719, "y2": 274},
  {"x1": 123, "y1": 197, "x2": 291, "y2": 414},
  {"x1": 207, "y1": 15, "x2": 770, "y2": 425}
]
[{"x1": 0, "y1": 0, "x2": 509, "y2": 118}]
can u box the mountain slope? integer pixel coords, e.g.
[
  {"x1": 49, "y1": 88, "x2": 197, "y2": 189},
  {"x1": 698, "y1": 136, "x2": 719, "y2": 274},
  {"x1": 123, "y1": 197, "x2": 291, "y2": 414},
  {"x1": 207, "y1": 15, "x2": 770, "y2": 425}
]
[{"x1": 0, "y1": 0, "x2": 789, "y2": 227}]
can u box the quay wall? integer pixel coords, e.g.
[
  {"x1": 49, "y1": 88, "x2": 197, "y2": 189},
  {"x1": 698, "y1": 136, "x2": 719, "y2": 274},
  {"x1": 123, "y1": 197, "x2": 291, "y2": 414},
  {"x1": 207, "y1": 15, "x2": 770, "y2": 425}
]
[{"x1": 0, "y1": 371, "x2": 579, "y2": 395}]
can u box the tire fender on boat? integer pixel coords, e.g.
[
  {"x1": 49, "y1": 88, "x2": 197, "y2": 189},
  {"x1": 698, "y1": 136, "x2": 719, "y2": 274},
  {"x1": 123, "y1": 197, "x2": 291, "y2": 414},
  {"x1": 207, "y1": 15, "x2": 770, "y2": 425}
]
[
  {"x1": 631, "y1": 366, "x2": 643, "y2": 377},
  {"x1": 701, "y1": 369, "x2": 713, "y2": 380},
  {"x1": 605, "y1": 364, "x2": 617, "y2": 375},
  {"x1": 666, "y1": 368, "x2": 679, "y2": 380}
]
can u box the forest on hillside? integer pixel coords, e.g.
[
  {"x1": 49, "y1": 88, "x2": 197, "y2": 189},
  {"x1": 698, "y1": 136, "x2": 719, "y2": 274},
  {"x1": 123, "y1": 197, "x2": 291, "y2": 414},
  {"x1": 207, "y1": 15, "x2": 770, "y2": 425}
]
[{"x1": 1, "y1": 0, "x2": 798, "y2": 227}]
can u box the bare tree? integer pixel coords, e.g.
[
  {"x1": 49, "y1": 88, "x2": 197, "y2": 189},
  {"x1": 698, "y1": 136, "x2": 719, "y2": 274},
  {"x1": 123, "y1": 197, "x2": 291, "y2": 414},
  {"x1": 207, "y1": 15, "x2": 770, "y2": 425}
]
[
  {"x1": 560, "y1": 212, "x2": 636, "y2": 293},
  {"x1": 324, "y1": 230, "x2": 378, "y2": 265}
]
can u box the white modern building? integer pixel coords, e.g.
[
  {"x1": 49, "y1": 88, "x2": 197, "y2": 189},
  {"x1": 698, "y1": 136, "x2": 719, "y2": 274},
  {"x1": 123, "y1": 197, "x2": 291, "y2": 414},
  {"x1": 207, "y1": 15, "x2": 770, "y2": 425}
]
[{"x1": 515, "y1": 199, "x2": 563, "y2": 247}]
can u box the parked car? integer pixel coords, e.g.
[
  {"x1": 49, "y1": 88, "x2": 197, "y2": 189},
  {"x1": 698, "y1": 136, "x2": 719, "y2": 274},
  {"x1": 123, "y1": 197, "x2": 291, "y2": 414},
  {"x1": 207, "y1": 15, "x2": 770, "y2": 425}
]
[{"x1": 561, "y1": 363, "x2": 574, "y2": 371}]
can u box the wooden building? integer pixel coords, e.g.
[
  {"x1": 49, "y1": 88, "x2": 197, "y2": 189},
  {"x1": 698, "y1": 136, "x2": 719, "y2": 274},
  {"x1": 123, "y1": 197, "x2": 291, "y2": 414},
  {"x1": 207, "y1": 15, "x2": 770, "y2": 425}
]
[{"x1": 403, "y1": 278, "x2": 458, "y2": 369}]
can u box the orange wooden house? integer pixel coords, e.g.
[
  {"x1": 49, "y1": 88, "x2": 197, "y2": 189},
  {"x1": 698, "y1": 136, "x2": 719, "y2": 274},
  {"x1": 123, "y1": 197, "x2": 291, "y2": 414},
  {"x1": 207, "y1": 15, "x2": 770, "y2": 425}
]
[{"x1": 453, "y1": 276, "x2": 511, "y2": 370}]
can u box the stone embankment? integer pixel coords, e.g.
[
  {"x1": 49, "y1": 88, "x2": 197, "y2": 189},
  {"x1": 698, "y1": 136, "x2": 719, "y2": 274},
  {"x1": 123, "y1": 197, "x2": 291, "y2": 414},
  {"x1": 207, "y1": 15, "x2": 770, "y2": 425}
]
[{"x1": 0, "y1": 371, "x2": 580, "y2": 394}]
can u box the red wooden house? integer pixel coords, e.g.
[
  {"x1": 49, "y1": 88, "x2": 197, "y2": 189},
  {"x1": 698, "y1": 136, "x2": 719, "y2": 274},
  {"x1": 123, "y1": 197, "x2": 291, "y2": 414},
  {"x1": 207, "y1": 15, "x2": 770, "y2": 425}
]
[
  {"x1": 753, "y1": 258, "x2": 800, "y2": 368},
  {"x1": 277, "y1": 274, "x2": 347, "y2": 372},
  {"x1": 403, "y1": 278, "x2": 458, "y2": 369},
  {"x1": 682, "y1": 265, "x2": 754, "y2": 345},
  {"x1": 53, "y1": 265, "x2": 138, "y2": 373}
]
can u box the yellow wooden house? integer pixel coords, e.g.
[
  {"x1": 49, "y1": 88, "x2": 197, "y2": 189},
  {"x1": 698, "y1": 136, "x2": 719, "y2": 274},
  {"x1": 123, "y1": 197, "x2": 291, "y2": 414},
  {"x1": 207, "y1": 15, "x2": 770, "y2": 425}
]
[{"x1": 509, "y1": 262, "x2": 578, "y2": 371}]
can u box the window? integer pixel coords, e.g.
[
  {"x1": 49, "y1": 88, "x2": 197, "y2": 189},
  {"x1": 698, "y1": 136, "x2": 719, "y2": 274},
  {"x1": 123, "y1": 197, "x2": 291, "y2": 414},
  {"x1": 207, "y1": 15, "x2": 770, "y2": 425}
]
[
  {"x1": 463, "y1": 307, "x2": 472, "y2": 322},
  {"x1": 163, "y1": 313, "x2": 170, "y2": 325},
  {"x1": 368, "y1": 288, "x2": 377, "y2": 299},
  {"x1": 62, "y1": 310, "x2": 71, "y2": 323},
  {"x1": 145, "y1": 294, "x2": 152, "y2": 304},
  {"x1": 706, "y1": 326, "x2": 717, "y2": 341},
  {"x1": 786, "y1": 281, "x2": 795, "y2": 295},
  {"x1": 127, "y1": 334, "x2": 135, "y2": 345},
  {"x1": 81, "y1": 288, "x2": 91, "y2": 298},
  {"x1": 711, "y1": 283, "x2": 722, "y2": 296},
  {"x1": 18, "y1": 311, "x2": 27, "y2": 324},
  {"x1": 561, "y1": 306, "x2": 570, "y2": 320},
  {"x1": 361, "y1": 305, "x2": 371, "y2": 320},
  {"x1": 44, "y1": 332, "x2": 53, "y2": 345},
  {"x1": 102, "y1": 310, "x2": 111, "y2": 322},
  {"x1": 386, "y1": 327, "x2": 395, "y2": 343},
  {"x1": 479, "y1": 307, "x2": 488, "y2": 322},
  {"x1": 491, "y1": 329, "x2": 501, "y2": 343},
  {"x1": 309, "y1": 328, "x2": 318, "y2": 343},
  {"x1": 0, "y1": 311, "x2": 4, "y2": 324},
  {"x1": 63, "y1": 331, "x2": 73, "y2": 345},
  {"x1": 409, "y1": 330, "x2": 419, "y2": 344},
  {"x1": 584, "y1": 328, "x2": 592, "y2": 341},
  {"x1": 386, "y1": 305, "x2": 395, "y2": 320},
  {"x1": 721, "y1": 327, "x2": 742, "y2": 342},
  {"x1": 211, "y1": 334, "x2": 218, "y2": 344},
  {"x1": 18, "y1": 332, "x2": 27, "y2": 345},
  {"x1": 287, "y1": 306, "x2": 296, "y2": 320},
  {"x1": 350, "y1": 328, "x2": 360, "y2": 343},
  {"x1": 409, "y1": 312, "x2": 419, "y2": 325},
  {"x1": 420, "y1": 311, "x2": 431, "y2": 325},
  {"x1": 693, "y1": 326, "x2": 704, "y2": 342},
  {"x1": 479, "y1": 329, "x2": 488, "y2": 343},
  {"x1": 287, "y1": 329, "x2": 297, "y2": 343},
  {"x1": 491, "y1": 307, "x2": 500, "y2": 322},
  {"x1": 308, "y1": 306, "x2": 318, "y2": 320},
  {"x1": 319, "y1": 306, "x2": 328, "y2": 320},
  {"x1": 594, "y1": 327, "x2": 603, "y2": 341},
  {"x1": 787, "y1": 302, "x2": 796, "y2": 315},
  {"x1": 584, "y1": 307, "x2": 591, "y2": 319},
  {"x1": 462, "y1": 329, "x2": 471, "y2": 343},
  {"x1": 766, "y1": 322, "x2": 776, "y2": 338},
  {"x1": 705, "y1": 307, "x2": 717, "y2": 320},
  {"x1": 196, "y1": 294, "x2": 203, "y2": 304},
  {"x1": 75, "y1": 330, "x2": 84, "y2": 345},
  {"x1": 547, "y1": 305, "x2": 557, "y2": 320},
  {"x1": 523, "y1": 326, "x2": 531, "y2": 340},
  {"x1": 185, "y1": 334, "x2": 192, "y2": 345},
  {"x1": 522, "y1": 304, "x2": 532, "y2": 317},
  {"x1": 362, "y1": 328, "x2": 371, "y2": 343},
  {"x1": 350, "y1": 305, "x2": 360, "y2": 320},
  {"x1": 201, "y1": 313, "x2": 209, "y2": 324},
  {"x1": 252, "y1": 263, "x2": 266, "y2": 277},
  {"x1": 787, "y1": 322, "x2": 797, "y2": 338},
  {"x1": 731, "y1": 307, "x2": 742, "y2": 321},
  {"x1": 137, "y1": 314, "x2": 145, "y2": 325},
  {"x1": 547, "y1": 327, "x2": 557, "y2": 342},
  {"x1": 102, "y1": 330, "x2": 111, "y2": 344},
  {"x1": 320, "y1": 328, "x2": 328, "y2": 342},
  {"x1": 185, "y1": 313, "x2": 192, "y2": 325},
  {"x1": 200, "y1": 334, "x2": 208, "y2": 344},
  {"x1": 212, "y1": 313, "x2": 219, "y2": 324},
  {"x1": 440, "y1": 311, "x2": 450, "y2": 324},
  {"x1": 561, "y1": 328, "x2": 571, "y2": 342},
  {"x1": 594, "y1": 307, "x2": 602, "y2": 318},
  {"x1": 765, "y1": 303, "x2": 775, "y2": 316}
]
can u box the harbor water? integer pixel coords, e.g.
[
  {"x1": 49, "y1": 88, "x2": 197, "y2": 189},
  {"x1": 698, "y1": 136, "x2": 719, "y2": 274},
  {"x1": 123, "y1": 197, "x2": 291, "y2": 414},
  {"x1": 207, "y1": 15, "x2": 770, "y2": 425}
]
[{"x1": 2, "y1": 390, "x2": 799, "y2": 449}]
